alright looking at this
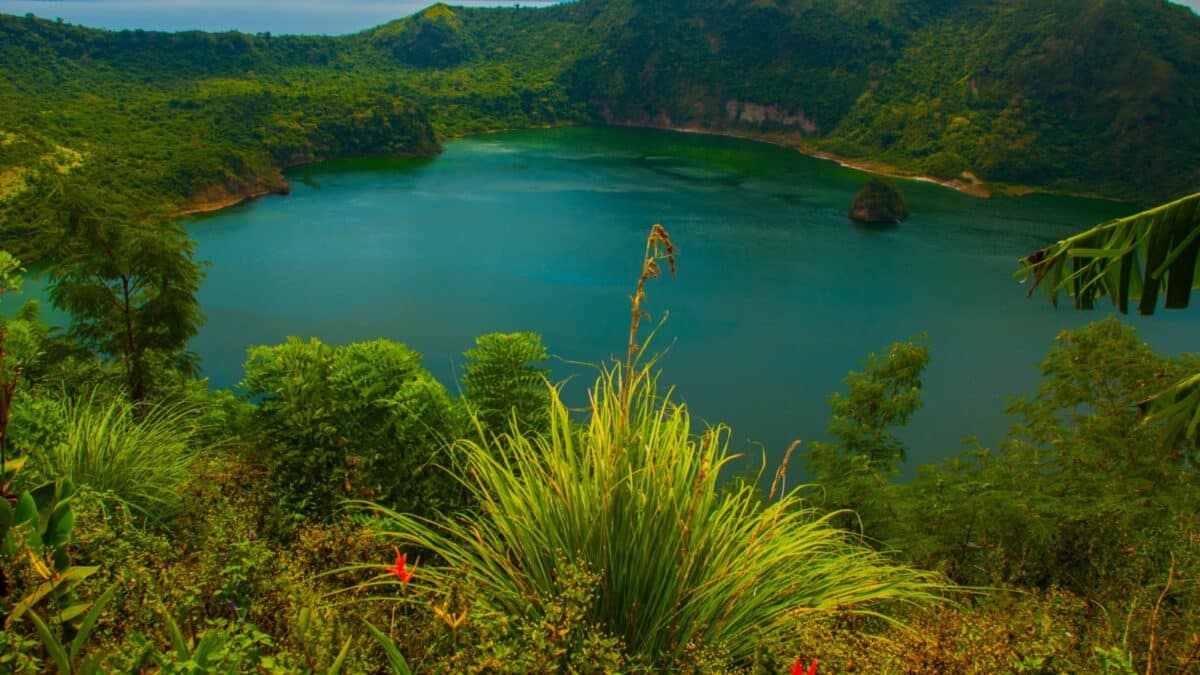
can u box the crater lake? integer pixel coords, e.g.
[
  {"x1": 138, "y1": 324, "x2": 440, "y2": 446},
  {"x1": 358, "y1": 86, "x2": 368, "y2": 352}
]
[{"x1": 183, "y1": 126, "x2": 1200, "y2": 470}]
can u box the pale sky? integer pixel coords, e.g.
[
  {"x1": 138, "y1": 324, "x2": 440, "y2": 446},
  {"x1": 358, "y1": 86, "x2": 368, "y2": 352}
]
[
  {"x1": 0, "y1": 1, "x2": 562, "y2": 34},
  {"x1": 0, "y1": 0, "x2": 1195, "y2": 35}
]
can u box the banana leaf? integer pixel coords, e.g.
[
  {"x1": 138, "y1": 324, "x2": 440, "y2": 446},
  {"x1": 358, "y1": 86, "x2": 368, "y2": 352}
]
[
  {"x1": 1018, "y1": 192, "x2": 1200, "y2": 314},
  {"x1": 1018, "y1": 192, "x2": 1200, "y2": 442}
]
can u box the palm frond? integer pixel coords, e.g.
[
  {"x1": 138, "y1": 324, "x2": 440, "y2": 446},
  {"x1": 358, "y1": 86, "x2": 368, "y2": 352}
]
[
  {"x1": 1017, "y1": 191, "x2": 1200, "y2": 314},
  {"x1": 1018, "y1": 192, "x2": 1200, "y2": 443}
]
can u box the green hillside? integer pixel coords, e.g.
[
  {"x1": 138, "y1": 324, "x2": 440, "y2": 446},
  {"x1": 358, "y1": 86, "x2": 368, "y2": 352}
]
[
  {"x1": 2, "y1": 0, "x2": 1198, "y2": 237},
  {"x1": 565, "y1": 0, "x2": 1200, "y2": 199}
]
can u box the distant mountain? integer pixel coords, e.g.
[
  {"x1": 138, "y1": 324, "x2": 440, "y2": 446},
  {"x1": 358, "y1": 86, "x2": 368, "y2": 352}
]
[
  {"x1": 557, "y1": 0, "x2": 1200, "y2": 200},
  {"x1": 1, "y1": 0, "x2": 1197, "y2": 231}
]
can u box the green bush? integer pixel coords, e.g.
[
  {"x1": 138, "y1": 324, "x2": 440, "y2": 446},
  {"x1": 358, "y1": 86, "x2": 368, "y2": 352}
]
[
  {"x1": 241, "y1": 337, "x2": 465, "y2": 521},
  {"x1": 460, "y1": 331, "x2": 550, "y2": 437}
]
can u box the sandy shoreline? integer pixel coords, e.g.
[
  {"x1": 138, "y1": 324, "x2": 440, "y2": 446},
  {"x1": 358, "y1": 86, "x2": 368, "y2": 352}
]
[{"x1": 614, "y1": 121, "x2": 995, "y2": 198}]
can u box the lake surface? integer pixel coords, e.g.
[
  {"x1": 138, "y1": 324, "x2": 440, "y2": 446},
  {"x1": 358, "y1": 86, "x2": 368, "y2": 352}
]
[{"x1": 185, "y1": 126, "x2": 1199, "y2": 471}]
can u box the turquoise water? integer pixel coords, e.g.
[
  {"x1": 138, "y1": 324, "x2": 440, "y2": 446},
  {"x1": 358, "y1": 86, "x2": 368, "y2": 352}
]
[{"x1": 180, "y1": 126, "x2": 1200, "y2": 468}]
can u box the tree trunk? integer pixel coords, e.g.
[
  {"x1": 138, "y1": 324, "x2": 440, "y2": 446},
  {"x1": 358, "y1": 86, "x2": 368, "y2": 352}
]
[{"x1": 121, "y1": 275, "x2": 145, "y2": 403}]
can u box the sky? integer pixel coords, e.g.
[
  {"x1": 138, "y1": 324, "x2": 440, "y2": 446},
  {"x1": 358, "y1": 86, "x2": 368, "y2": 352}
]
[
  {"x1": 0, "y1": 0, "x2": 563, "y2": 35},
  {"x1": 0, "y1": 0, "x2": 1196, "y2": 35}
]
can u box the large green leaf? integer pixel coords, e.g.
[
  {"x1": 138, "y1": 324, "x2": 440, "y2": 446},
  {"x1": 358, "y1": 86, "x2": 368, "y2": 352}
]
[
  {"x1": 5, "y1": 565, "x2": 99, "y2": 628},
  {"x1": 1018, "y1": 192, "x2": 1200, "y2": 314},
  {"x1": 1018, "y1": 192, "x2": 1200, "y2": 442},
  {"x1": 363, "y1": 621, "x2": 413, "y2": 675},
  {"x1": 27, "y1": 610, "x2": 70, "y2": 675}
]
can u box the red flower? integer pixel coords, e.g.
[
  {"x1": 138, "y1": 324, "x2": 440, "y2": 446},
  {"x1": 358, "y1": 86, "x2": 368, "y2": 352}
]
[
  {"x1": 790, "y1": 658, "x2": 817, "y2": 675},
  {"x1": 388, "y1": 546, "x2": 415, "y2": 585}
]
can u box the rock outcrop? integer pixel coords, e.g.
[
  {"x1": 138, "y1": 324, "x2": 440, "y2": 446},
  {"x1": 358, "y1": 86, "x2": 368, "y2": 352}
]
[{"x1": 849, "y1": 179, "x2": 909, "y2": 224}]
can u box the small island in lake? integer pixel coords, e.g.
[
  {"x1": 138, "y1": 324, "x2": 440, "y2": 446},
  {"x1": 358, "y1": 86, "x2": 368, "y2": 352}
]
[{"x1": 849, "y1": 179, "x2": 910, "y2": 224}]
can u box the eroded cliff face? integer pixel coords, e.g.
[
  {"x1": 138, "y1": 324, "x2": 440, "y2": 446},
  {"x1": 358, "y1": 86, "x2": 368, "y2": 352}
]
[
  {"x1": 597, "y1": 98, "x2": 820, "y2": 136},
  {"x1": 724, "y1": 100, "x2": 819, "y2": 134}
]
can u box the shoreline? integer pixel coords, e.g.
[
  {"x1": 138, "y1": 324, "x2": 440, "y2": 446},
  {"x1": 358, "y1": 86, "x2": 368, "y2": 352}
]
[
  {"x1": 176, "y1": 185, "x2": 290, "y2": 217},
  {"x1": 609, "y1": 121, "x2": 995, "y2": 198},
  {"x1": 174, "y1": 121, "x2": 1121, "y2": 219}
]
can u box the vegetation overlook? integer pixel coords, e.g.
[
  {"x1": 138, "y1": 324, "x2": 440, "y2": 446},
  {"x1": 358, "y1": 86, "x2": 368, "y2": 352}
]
[{"x1": 0, "y1": 0, "x2": 1199, "y2": 672}]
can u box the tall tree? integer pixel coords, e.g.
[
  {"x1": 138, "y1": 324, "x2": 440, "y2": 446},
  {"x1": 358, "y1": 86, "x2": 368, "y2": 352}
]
[{"x1": 44, "y1": 187, "x2": 205, "y2": 403}]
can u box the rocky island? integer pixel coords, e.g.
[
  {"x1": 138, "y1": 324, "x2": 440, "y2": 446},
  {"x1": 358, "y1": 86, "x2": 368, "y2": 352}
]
[{"x1": 849, "y1": 179, "x2": 909, "y2": 224}]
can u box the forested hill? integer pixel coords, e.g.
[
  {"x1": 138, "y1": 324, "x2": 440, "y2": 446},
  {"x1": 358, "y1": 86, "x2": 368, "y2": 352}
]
[
  {"x1": 562, "y1": 0, "x2": 1200, "y2": 200},
  {"x1": 1, "y1": 0, "x2": 1198, "y2": 235}
]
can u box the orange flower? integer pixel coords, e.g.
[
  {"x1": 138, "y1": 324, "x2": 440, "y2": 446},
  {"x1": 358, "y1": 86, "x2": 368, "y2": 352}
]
[
  {"x1": 388, "y1": 546, "x2": 415, "y2": 585},
  {"x1": 790, "y1": 658, "x2": 817, "y2": 675}
]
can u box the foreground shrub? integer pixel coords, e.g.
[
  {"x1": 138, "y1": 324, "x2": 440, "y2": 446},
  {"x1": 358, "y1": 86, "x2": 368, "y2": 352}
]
[
  {"x1": 241, "y1": 337, "x2": 465, "y2": 521},
  {"x1": 368, "y1": 364, "x2": 945, "y2": 668},
  {"x1": 26, "y1": 391, "x2": 198, "y2": 522}
]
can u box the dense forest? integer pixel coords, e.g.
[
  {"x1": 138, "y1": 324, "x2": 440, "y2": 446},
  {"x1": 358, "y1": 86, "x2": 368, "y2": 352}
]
[{"x1": 1, "y1": 0, "x2": 1200, "y2": 673}]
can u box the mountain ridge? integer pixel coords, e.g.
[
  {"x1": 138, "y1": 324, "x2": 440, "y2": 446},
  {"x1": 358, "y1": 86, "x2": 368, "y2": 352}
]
[{"x1": 0, "y1": 0, "x2": 1197, "y2": 242}]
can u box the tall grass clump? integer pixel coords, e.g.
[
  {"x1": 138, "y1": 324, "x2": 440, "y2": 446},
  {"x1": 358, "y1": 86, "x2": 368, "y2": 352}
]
[
  {"x1": 370, "y1": 365, "x2": 944, "y2": 665},
  {"x1": 28, "y1": 390, "x2": 199, "y2": 522}
]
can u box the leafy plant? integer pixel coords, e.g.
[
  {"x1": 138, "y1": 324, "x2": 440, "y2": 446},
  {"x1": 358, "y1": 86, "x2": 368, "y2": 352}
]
[
  {"x1": 1, "y1": 468, "x2": 119, "y2": 673},
  {"x1": 22, "y1": 584, "x2": 117, "y2": 675},
  {"x1": 460, "y1": 331, "x2": 550, "y2": 436},
  {"x1": 3, "y1": 478, "x2": 89, "y2": 624},
  {"x1": 363, "y1": 622, "x2": 414, "y2": 675},
  {"x1": 805, "y1": 337, "x2": 929, "y2": 534},
  {"x1": 1019, "y1": 192, "x2": 1200, "y2": 443},
  {"x1": 242, "y1": 337, "x2": 464, "y2": 520},
  {"x1": 0, "y1": 250, "x2": 25, "y2": 470},
  {"x1": 43, "y1": 187, "x2": 206, "y2": 402}
]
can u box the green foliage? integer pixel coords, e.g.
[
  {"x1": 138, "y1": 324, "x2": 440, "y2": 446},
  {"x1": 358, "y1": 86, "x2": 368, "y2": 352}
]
[
  {"x1": 3, "y1": 476, "x2": 81, "y2": 583},
  {"x1": 1020, "y1": 191, "x2": 1200, "y2": 316},
  {"x1": 42, "y1": 189, "x2": 206, "y2": 401},
  {"x1": 460, "y1": 331, "x2": 550, "y2": 436},
  {"x1": 144, "y1": 612, "x2": 278, "y2": 674},
  {"x1": 366, "y1": 556, "x2": 631, "y2": 673},
  {"x1": 0, "y1": 251, "x2": 23, "y2": 294},
  {"x1": 373, "y1": 5, "x2": 478, "y2": 68},
  {"x1": 0, "y1": 627, "x2": 41, "y2": 673},
  {"x1": 809, "y1": 338, "x2": 929, "y2": 470},
  {"x1": 1, "y1": 470, "x2": 118, "y2": 675},
  {"x1": 241, "y1": 337, "x2": 464, "y2": 521},
  {"x1": 805, "y1": 338, "x2": 929, "y2": 536},
  {"x1": 809, "y1": 319, "x2": 1200, "y2": 671},
  {"x1": 1019, "y1": 192, "x2": 1200, "y2": 444},
  {"x1": 22, "y1": 583, "x2": 117, "y2": 675},
  {"x1": 369, "y1": 363, "x2": 944, "y2": 667},
  {"x1": 25, "y1": 392, "x2": 199, "y2": 523},
  {"x1": 56, "y1": 452, "x2": 391, "y2": 673},
  {"x1": 363, "y1": 622, "x2": 414, "y2": 675}
]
